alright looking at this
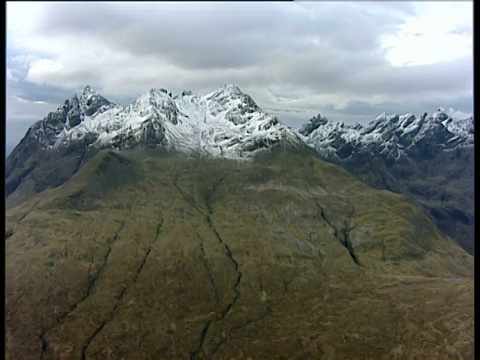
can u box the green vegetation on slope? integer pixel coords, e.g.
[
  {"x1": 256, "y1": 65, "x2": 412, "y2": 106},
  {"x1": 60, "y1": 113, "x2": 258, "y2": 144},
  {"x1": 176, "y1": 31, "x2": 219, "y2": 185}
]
[{"x1": 5, "y1": 148, "x2": 473, "y2": 359}]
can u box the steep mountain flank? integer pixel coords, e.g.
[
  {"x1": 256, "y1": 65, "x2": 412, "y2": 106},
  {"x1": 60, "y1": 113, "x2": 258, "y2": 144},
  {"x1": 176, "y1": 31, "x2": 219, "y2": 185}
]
[
  {"x1": 5, "y1": 148, "x2": 473, "y2": 359},
  {"x1": 6, "y1": 85, "x2": 300, "y2": 208},
  {"x1": 297, "y1": 111, "x2": 474, "y2": 254}
]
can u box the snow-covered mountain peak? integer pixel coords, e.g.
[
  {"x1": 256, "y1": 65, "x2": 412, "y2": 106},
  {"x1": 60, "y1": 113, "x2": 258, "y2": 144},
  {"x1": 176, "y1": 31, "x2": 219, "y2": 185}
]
[
  {"x1": 298, "y1": 114, "x2": 329, "y2": 137},
  {"x1": 298, "y1": 114, "x2": 360, "y2": 138},
  {"x1": 148, "y1": 87, "x2": 170, "y2": 96},
  {"x1": 218, "y1": 84, "x2": 244, "y2": 96},
  {"x1": 432, "y1": 108, "x2": 450, "y2": 122},
  {"x1": 135, "y1": 88, "x2": 176, "y2": 108},
  {"x1": 79, "y1": 84, "x2": 102, "y2": 105},
  {"x1": 442, "y1": 115, "x2": 474, "y2": 137},
  {"x1": 178, "y1": 89, "x2": 193, "y2": 97},
  {"x1": 297, "y1": 108, "x2": 474, "y2": 162},
  {"x1": 77, "y1": 85, "x2": 117, "y2": 117},
  {"x1": 20, "y1": 84, "x2": 301, "y2": 160},
  {"x1": 82, "y1": 84, "x2": 95, "y2": 96},
  {"x1": 207, "y1": 84, "x2": 259, "y2": 106}
]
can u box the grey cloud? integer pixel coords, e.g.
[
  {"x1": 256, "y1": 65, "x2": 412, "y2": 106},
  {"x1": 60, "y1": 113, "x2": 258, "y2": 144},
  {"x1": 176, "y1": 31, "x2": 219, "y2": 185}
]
[
  {"x1": 262, "y1": 54, "x2": 472, "y2": 104},
  {"x1": 402, "y1": 58, "x2": 470, "y2": 94},
  {"x1": 7, "y1": 80, "x2": 77, "y2": 105},
  {"x1": 18, "y1": 2, "x2": 419, "y2": 95},
  {"x1": 275, "y1": 94, "x2": 474, "y2": 131},
  {"x1": 351, "y1": 56, "x2": 473, "y2": 96},
  {"x1": 33, "y1": 2, "x2": 408, "y2": 71},
  {"x1": 34, "y1": 2, "x2": 285, "y2": 69},
  {"x1": 291, "y1": 94, "x2": 474, "y2": 127}
]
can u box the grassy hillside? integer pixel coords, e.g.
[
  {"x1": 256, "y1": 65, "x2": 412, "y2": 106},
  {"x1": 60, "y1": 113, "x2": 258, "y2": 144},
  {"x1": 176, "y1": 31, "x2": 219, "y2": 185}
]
[{"x1": 5, "y1": 148, "x2": 473, "y2": 359}]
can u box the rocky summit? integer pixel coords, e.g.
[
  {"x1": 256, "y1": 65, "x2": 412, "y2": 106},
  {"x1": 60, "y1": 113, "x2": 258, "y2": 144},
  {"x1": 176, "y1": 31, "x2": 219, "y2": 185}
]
[
  {"x1": 5, "y1": 84, "x2": 299, "y2": 208},
  {"x1": 297, "y1": 110, "x2": 474, "y2": 254},
  {"x1": 5, "y1": 85, "x2": 474, "y2": 359}
]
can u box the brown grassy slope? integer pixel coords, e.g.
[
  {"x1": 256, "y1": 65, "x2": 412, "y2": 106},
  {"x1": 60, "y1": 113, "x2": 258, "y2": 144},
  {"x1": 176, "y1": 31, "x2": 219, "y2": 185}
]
[{"x1": 5, "y1": 149, "x2": 473, "y2": 359}]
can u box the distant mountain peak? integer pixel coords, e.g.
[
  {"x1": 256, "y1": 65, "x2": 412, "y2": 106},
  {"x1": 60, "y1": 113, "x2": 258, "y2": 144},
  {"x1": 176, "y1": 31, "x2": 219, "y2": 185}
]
[
  {"x1": 149, "y1": 87, "x2": 170, "y2": 95},
  {"x1": 222, "y1": 83, "x2": 243, "y2": 94},
  {"x1": 298, "y1": 114, "x2": 329, "y2": 136},
  {"x1": 10, "y1": 84, "x2": 300, "y2": 162},
  {"x1": 296, "y1": 106, "x2": 474, "y2": 255},
  {"x1": 83, "y1": 84, "x2": 94, "y2": 95},
  {"x1": 297, "y1": 108, "x2": 473, "y2": 166},
  {"x1": 179, "y1": 89, "x2": 193, "y2": 97}
]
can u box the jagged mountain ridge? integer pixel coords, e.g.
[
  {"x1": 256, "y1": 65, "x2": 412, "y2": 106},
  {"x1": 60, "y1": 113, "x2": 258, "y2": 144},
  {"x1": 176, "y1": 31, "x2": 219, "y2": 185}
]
[
  {"x1": 25, "y1": 84, "x2": 299, "y2": 157},
  {"x1": 5, "y1": 84, "x2": 301, "y2": 208},
  {"x1": 6, "y1": 84, "x2": 474, "y2": 254},
  {"x1": 297, "y1": 109, "x2": 473, "y2": 161},
  {"x1": 297, "y1": 110, "x2": 474, "y2": 254}
]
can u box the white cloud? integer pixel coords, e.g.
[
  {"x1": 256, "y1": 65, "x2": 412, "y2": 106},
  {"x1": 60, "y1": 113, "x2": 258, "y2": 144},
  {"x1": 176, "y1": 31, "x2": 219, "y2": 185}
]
[{"x1": 381, "y1": 2, "x2": 473, "y2": 67}]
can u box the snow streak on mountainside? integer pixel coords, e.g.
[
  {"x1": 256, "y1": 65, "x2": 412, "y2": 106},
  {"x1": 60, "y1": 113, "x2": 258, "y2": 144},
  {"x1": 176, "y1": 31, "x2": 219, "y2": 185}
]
[
  {"x1": 6, "y1": 84, "x2": 306, "y2": 209},
  {"x1": 27, "y1": 84, "x2": 300, "y2": 159},
  {"x1": 296, "y1": 109, "x2": 474, "y2": 161}
]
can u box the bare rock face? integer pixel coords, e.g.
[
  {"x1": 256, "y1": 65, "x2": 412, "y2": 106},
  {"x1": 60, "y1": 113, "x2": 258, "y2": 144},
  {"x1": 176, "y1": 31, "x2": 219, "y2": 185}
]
[{"x1": 297, "y1": 110, "x2": 474, "y2": 254}]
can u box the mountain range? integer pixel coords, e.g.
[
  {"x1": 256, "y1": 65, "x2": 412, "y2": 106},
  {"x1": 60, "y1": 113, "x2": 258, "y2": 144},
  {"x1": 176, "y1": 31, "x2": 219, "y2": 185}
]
[
  {"x1": 6, "y1": 85, "x2": 474, "y2": 254},
  {"x1": 5, "y1": 85, "x2": 474, "y2": 359},
  {"x1": 297, "y1": 110, "x2": 474, "y2": 254}
]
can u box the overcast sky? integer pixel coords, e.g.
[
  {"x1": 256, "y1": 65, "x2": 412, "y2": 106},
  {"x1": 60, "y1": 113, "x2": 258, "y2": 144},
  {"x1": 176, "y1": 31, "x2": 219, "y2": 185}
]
[{"x1": 6, "y1": 1, "x2": 473, "y2": 156}]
